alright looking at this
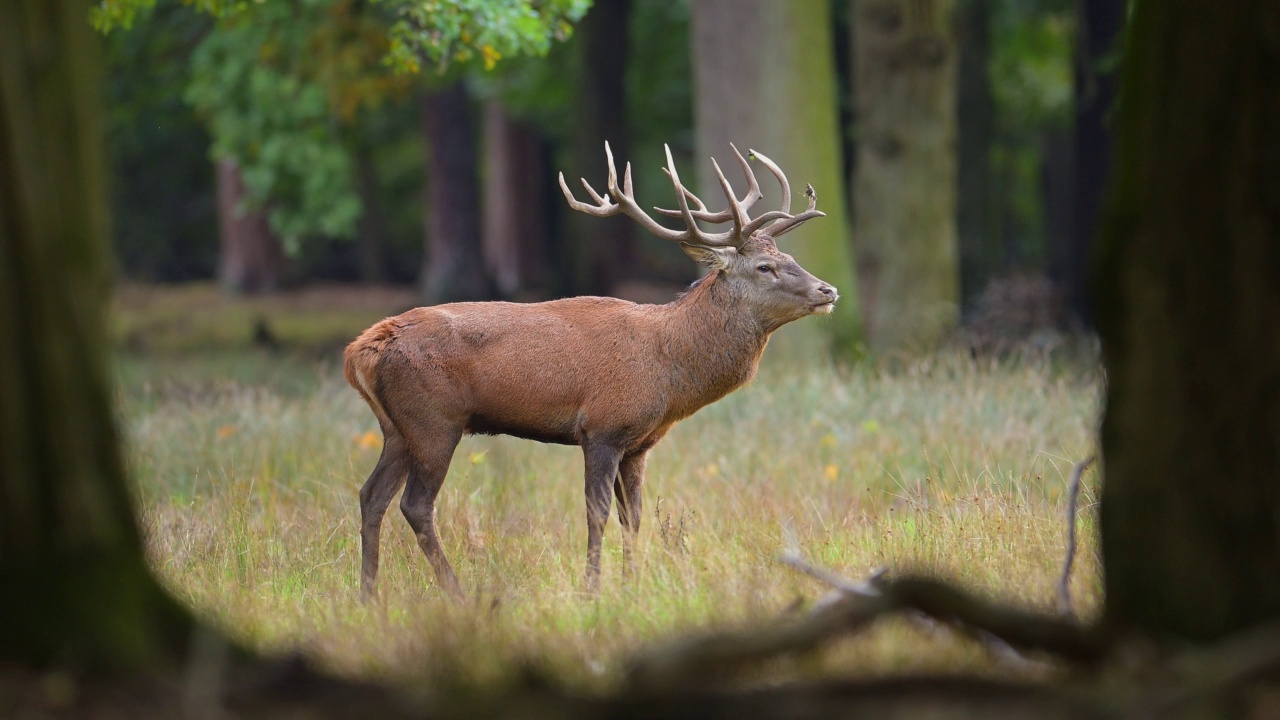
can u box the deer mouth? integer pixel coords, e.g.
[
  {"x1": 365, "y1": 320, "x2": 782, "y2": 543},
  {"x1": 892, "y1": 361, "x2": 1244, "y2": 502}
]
[{"x1": 809, "y1": 299, "x2": 836, "y2": 314}]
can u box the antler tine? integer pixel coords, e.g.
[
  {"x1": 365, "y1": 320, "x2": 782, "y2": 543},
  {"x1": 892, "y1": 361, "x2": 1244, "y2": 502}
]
[
  {"x1": 747, "y1": 148, "x2": 792, "y2": 215},
  {"x1": 559, "y1": 172, "x2": 617, "y2": 217},
  {"x1": 710, "y1": 157, "x2": 748, "y2": 244},
  {"x1": 765, "y1": 184, "x2": 825, "y2": 238},
  {"x1": 663, "y1": 144, "x2": 737, "y2": 248},
  {"x1": 654, "y1": 143, "x2": 764, "y2": 223},
  {"x1": 561, "y1": 141, "x2": 739, "y2": 247}
]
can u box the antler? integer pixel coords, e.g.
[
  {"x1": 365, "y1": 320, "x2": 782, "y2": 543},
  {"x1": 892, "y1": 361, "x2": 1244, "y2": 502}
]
[
  {"x1": 657, "y1": 146, "x2": 824, "y2": 240},
  {"x1": 559, "y1": 143, "x2": 826, "y2": 250},
  {"x1": 559, "y1": 142, "x2": 740, "y2": 248}
]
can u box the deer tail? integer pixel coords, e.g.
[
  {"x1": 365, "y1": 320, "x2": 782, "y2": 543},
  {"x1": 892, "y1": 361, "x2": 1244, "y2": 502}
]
[{"x1": 344, "y1": 318, "x2": 400, "y2": 427}]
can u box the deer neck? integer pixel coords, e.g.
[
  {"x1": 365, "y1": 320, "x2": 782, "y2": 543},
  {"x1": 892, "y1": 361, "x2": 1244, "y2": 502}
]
[{"x1": 660, "y1": 273, "x2": 771, "y2": 415}]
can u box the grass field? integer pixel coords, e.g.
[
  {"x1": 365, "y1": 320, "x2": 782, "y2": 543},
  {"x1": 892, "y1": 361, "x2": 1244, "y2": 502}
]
[{"x1": 113, "y1": 284, "x2": 1102, "y2": 693}]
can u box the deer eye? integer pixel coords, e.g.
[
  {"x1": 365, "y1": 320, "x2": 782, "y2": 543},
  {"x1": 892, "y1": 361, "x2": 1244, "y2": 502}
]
[{"x1": 757, "y1": 264, "x2": 774, "y2": 275}]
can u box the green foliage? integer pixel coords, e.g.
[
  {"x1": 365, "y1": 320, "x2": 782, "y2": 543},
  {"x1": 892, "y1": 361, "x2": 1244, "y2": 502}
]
[
  {"x1": 384, "y1": 0, "x2": 591, "y2": 74},
  {"x1": 96, "y1": 0, "x2": 590, "y2": 253}
]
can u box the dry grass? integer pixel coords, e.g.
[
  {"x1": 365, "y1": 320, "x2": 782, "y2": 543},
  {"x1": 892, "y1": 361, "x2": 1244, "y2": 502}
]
[{"x1": 118, "y1": 345, "x2": 1102, "y2": 693}]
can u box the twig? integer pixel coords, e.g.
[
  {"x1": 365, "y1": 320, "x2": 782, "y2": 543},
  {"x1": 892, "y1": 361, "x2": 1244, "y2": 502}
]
[{"x1": 1057, "y1": 456, "x2": 1096, "y2": 617}]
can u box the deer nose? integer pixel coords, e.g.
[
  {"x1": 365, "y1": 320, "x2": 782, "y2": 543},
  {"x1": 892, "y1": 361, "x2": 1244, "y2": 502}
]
[{"x1": 818, "y1": 284, "x2": 837, "y2": 298}]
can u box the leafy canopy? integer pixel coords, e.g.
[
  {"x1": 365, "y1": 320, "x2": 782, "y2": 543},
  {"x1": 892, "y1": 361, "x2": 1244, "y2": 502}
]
[{"x1": 94, "y1": 0, "x2": 590, "y2": 246}]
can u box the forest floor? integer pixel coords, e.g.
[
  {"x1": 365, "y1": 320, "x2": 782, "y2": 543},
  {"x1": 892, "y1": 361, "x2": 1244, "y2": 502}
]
[{"x1": 111, "y1": 282, "x2": 1102, "y2": 695}]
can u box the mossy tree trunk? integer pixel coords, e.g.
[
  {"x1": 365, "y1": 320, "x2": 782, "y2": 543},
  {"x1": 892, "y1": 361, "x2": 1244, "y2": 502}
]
[
  {"x1": 1097, "y1": 0, "x2": 1280, "y2": 642},
  {"x1": 691, "y1": 0, "x2": 862, "y2": 358},
  {"x1": 0, "y1": 0, "x2": 194, "y2": 670},
  {"x1": 851, "y1": 0, "x2": 960, "y2": 354}
]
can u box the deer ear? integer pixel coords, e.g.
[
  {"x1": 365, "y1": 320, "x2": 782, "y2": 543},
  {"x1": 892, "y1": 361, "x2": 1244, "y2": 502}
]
[{"x1": 681, "y1": 243, "x2": 736, "y2": 270}]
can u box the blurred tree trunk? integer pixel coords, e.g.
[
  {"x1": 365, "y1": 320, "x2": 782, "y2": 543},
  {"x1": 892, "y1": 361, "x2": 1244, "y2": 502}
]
[
  {"x1": 1065, "y1": 0, "x2": 1124, "y2": 327},
  {"x1": 851, "y1": 0, "x2": 959, "y2": 354},
  {"x1": 355, "y1": 144, "x2": 385, "y2": 284},
  {"x1": 215, "y1": 158, "x2": 284, "y2": 294},
  {"x1": 1097, "y1": 0, "x2": 1280, "y2": 642},
  {"x1": 956, "y1": 0, "x2": 994, "y2": 304},
  {"x1": 482, "y1": 100, "x2": 548, "y2": 298},
  {"x1": 0, "y1": 0, "x2": 194, "y2": 670},
  {"x1": 421, "y1": 81, "x2": 492, "y2": 303},
  {"x1": 566, "y1": 0, "x2": 633, "y2": 296},
  {"x1": 1041, "y1": 127, "x2": 1074, "y2": 311},
  {"x1": 691, "y1": 0, "x2": 862, "y2": 358}
]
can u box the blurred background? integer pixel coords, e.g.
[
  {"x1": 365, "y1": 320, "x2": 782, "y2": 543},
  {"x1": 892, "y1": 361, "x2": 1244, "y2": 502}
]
[{"x1": 104, "y1": 0, "x2": 1119, "y2": 360}]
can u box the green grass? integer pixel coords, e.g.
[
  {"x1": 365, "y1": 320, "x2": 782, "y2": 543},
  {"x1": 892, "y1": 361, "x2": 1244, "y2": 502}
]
[{"x1": 118, "y1": 341, "x2": 1102, "y2": 691}]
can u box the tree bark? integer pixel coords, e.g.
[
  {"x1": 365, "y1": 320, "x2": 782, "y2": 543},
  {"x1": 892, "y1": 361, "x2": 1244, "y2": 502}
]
[
  {"x1": 0, "y1": 0, "x2": 194, "y2": 670},
  {"x1": 851, "y1": 0, "x2": 960, "y2": 354},
  {"x1": 956, "y1": 0, "x2": 994, "y2": 303},
  {"x1": 1097, "y1": 0, "x2": 1280, "y2": 643},
  {"x1": 1066, "y1": 0, "x2": 1124, "y2": 328},
  {"x1": 355, "y1": 144, "x2": 385, "y2": 285},
  {"x1": 215, "y1": 158, "x2": 284, "y2": 294},
  {"x1": 691, "y1": 0, "x2": 862, "y2": 357},
  {"x1": 421, "y1": 81, "x2": 492, "y2": 304},
  {"x1": 482, "y1": 100, "x2": 548, "y2": 298},
  {"x1": 565, "y1": 0, "x2": 634, "y2": 296}
]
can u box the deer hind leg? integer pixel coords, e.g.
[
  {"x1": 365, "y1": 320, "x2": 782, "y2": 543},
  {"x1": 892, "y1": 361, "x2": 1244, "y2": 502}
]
[
  {"x1": 400, "y1": 427, "x2": 465, "y2": 600},
  {"x1": 614, "y1": 451, "x2": 647, "y2": 581},
  {"x1": 583, "y1": 443, "x2": 624, "y2": 595},
  {"x1": 359, "y1": 430, "x2": 409, "y2": 599}
]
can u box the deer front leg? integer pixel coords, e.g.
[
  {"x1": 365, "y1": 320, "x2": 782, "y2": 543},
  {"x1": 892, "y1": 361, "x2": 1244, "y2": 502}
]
[
  {"x1": 614, "y1": 450, "x2": 648, "y2": 581},
  {"x1": 583, "y1": 443, "x2": 623, "y2": 594}
]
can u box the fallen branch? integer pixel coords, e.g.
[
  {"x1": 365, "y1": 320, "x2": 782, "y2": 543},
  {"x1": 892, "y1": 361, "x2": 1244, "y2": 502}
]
[
  {"x1": 627, "y1": 568, "x2": 1107, "y2": 691},
  {"x1": 1057, "y1": 456, "x2": 1096, "y2": 617}
]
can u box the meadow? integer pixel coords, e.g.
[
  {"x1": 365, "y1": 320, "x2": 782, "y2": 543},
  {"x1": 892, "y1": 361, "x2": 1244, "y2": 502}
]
[{"x1": 113, "y1": 284, "x2": 1102, "y2": 693}]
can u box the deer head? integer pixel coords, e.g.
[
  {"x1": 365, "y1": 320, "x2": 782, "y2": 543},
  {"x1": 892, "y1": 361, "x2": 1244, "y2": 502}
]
[{"x1": 559, "y1": 143, "x2": 839, "y2": 331}]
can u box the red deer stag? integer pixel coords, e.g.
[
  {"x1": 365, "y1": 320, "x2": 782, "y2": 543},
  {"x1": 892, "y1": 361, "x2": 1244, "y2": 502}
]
[{"x1": 345, "y1": 143, "x2": 838, "y2": 598}]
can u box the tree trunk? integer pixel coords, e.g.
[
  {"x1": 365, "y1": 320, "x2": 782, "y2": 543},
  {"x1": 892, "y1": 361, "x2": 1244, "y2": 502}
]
[
  {"x1": 1097, "y1": 0, "x2": 1280, "y2": 643},
  {"x1": 691, "y1": 0, "x2": 862, "y2": 357},
  {"x1": 956, "y1": 0, "x2": 994, "y2": 304},
  {"x1": 355, "y1": 144, "x2": 385, "y2": 285},
  {"x1": 1067, "y1": 0, "x2": 1124, "y2": 327},
  {"x1": 565, "y1": 0, "x2": 634, "y2": 296},
  {"x1": 421, "y1": 82, "x2": 492, "y2": 304},
  {"x1": 0, "y1": 0, "x2": 194, "y2": 671},
  {"x1": 215, "y1": 158, "x2": 284, "y2": 294},
  {"x1": 482, "y1": 100, "x2": 548, "y2": 299},
  {"x1": 851, "y1": 0, "x2": 960, "y2": 354}
]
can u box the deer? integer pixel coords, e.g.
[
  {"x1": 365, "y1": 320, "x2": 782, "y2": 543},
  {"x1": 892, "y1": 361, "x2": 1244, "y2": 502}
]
[{"x1": 345, "y1": 142, "x2": 838, "y2": 599}]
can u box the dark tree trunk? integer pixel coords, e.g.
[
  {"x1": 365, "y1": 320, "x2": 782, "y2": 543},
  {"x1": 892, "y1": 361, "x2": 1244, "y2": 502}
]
[
  {"x1": 851, "y1": 0, "x2": 960, "y2": 353},
  {"x1": 0, "y1": 0, "x2": 194, "y2": 671},
  {"x1": 421, "y1": 82, "x2": 492, "y2": 304},
  {"x1": 355, "y1": 144, "x2": 385, "y2": 285},
  {"x1": 1067, "y1": 0, "x2": 1124, "y2": 327},
  {"x1": 565, "y1": 0, "x2": 634, "y2": 296},
  {"x1": 215, "y1": 158, "x2": 284, "y2": 294},
  {"x1": 1097, "y1": 0, "x2": 1280, "y2": 643},
  {"x1": 1041, "y1": 126, "x2": 1074, "y2": 311},
  {"x1": 482, "y1": 100, "x2": 548, "y2": 298},
  {"x1": 956, "y1": 0, "x2": 994, "y2": 303},
  {"x1": 216, "y1": 156, "x2": 284, "y2": 292}
]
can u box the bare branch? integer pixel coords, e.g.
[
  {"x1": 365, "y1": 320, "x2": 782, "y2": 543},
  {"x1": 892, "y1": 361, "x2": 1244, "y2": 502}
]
[{"x1": 1057, "y1": 456, "x2": 1096, "y2": 617}]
